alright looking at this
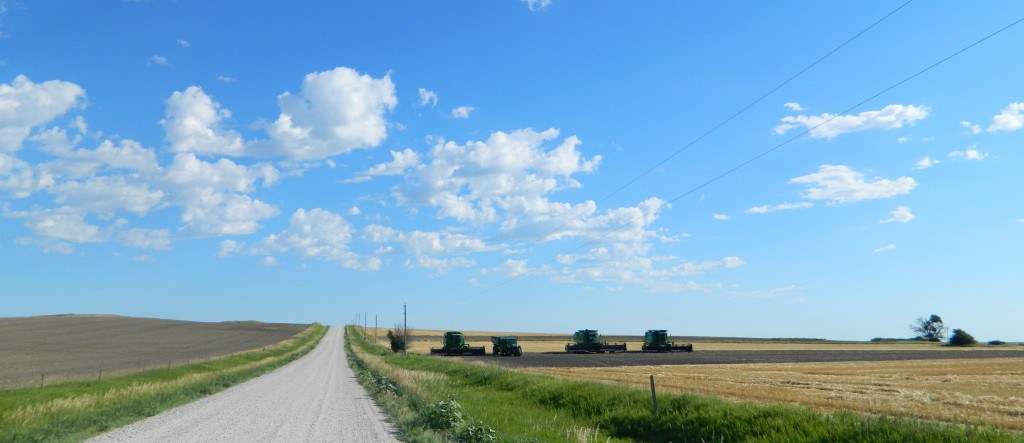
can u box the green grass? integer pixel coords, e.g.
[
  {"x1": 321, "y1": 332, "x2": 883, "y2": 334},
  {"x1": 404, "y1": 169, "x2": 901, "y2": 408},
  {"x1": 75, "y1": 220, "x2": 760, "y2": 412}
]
[
  {"x1": 0, "y1": 323, "x2": 326, "y2": 443},
  {"x1": 345, "y1": 326, "x2": 1023, "y2": 443}
]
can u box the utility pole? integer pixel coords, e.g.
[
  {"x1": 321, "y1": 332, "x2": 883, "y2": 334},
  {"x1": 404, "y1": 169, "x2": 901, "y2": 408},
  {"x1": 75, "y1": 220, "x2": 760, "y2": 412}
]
[
  {"x1": 403, "y1": 303, "x2": 408, "y2": 356},
  {"x1": 375, "y1": 315, "x2": 378, "y2": 343},
  {"x1": 364, "y1": 310, "x2": 367, "y2": 330}
]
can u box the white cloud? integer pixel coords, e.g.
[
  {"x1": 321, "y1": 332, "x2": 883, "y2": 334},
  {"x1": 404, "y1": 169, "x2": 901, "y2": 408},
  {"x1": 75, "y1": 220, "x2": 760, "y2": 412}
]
[
  {"x1": 118, "y1": 227, "x2": 172, "y2": 250},
  {"x1": 874, "y1": 244, "x2": 896, "y2": 253},
  {"x1": 217, "y1": 76, "x2": 237, "y2": 83},
  {"x1": 914, "y1": 156, "x2": 939, "y2": 170},
  {"x1": 418, "y1": 88, "x2": 438, "y2": 107},
  {"x1": 176, "y1": 39, "x2": 190, "y2": 48},
  {"x1": 54, "y1": 176, "x2": 164, "y2": 215},
  {"x1": 347, "y1": 148, "x2": 420, "y2": 182},
  {"x1": 0, "y1": 75, "x2": 86, "y2": 152},
  {"x1": 254, "y1": 67, "x2": 397, "y2": 161},
  {"x1": 262, "y1": 208, "x2": 362, "y2": 269},
  {"x1": 161, "y1": 86, "x2": 244, "y2": 156},
  {"x1": 783, "y1": 102, "x2": 804, "y2": 111},
  {"x1": 450, "y1": 106, "x2": 474, "y2": 119},
  {"x1": 790, "y1": 165, "x2": 916, "y2": 203},
  {"x1": 987, "y1": 102, "x2": 1024, "y2": 132},
  {"x1": 393, "y1": 128, "x2": 601, "y2": 225},
  {"x1": 523, "y1": 0, "x2": 551, "y2": 11},
  {"x1": 712, "y1": 213, "x2": 731, "y2": 221},
  {"x1": 347, "y1": 206, "x2": 360, "y2": 216},
  {"x1": 773, "y1": 104, "x2": 929, "y2": 139},
  {"x1": 7, "y1": 206, "x2": 104, "y2": 244},
  {"x1": 960, "y1": 120, "x2": 981, "y2": 134},
  {"x1": 148, "y1": 55, "x2": 169, "y2": 66},
  {"x1": 745, "y1": 202, "x2": 812, "y2": 214},
  {"x1": 260, "y1": 256, "x2": 277, "y2": 266},
  {"x1": 897, "y1": 137, "x2": 908, "y2": 144},
  {"x1": 948, "y1": 148, "x2": 987, "y2": 161},
  {"x1": 880, "y1": 206, "x2": 914, "y2": 223},
  {"x1": 162, "y1": 153, "x2": 279, "y2": 236}
]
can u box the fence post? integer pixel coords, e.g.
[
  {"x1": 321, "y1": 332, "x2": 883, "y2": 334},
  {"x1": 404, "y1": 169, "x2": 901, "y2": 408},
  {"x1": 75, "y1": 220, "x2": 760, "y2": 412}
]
[
  {"x1": 40, "y1": 373, "x2": 45, "y2": 388},
  {"x1": 650, "y1": 375, "x2": 658, "y2": 415}
]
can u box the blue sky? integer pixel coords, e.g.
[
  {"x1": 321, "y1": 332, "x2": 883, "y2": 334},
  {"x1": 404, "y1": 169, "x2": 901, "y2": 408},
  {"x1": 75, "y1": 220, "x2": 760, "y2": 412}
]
[{"x1": 2, "y1": 1, "x2": 1022, "y2": 341}]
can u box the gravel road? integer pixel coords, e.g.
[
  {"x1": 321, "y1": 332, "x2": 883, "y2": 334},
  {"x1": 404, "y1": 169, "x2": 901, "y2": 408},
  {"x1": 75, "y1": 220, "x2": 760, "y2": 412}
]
[{"x1": 88, "y1": 327, "x2": 399, "y2": 443}]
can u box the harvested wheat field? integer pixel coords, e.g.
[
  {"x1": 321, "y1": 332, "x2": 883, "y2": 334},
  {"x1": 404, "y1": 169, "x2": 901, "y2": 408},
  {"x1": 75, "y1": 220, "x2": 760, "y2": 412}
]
[
  {"x1": 523, "y1": 358, "x2": 1024, "y2": 430},
  {"x1": 0, "y1": 314, "x2": 309, "y2": 389}
]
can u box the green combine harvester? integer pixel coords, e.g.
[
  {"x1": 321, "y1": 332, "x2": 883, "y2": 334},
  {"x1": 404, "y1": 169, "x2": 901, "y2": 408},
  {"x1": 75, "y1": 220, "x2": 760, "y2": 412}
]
[
  {"x1": 641, "y1": 329, "x2": 693, "y2": 352},
  {"x1": 430, "y1": 331, "x2": 486, "y2": 356},
  {"x1": 565, "y1": 329, "x2": 627, "y2": 353},
  {"x1": 490, "y1": 335, "x2": 522, "y2": 356}
]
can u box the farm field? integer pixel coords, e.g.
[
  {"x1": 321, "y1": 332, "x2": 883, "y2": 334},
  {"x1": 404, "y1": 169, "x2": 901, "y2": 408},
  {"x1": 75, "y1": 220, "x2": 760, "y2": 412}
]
[
  {"x1": 522, "y1": 358, "x2": 1024, "y2": 431},
  {"x1": 395, "y1": 328, "x2": 1024, "y2": 432},
  {"x1": 0, "y1": 314, "x2": 309, "y2": 388}
]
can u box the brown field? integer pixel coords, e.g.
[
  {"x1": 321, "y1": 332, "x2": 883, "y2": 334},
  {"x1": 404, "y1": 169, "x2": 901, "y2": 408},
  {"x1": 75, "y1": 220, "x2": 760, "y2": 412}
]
[
  {"x1": 0, "y1": 315, "x2": 309, "y2": 389},
  {"x1": 381, "y1": 327, "x2": 1024, "y2": 430},
  {"x1": 522, "y1": 358, "x2": 1024, "y2": 430}
]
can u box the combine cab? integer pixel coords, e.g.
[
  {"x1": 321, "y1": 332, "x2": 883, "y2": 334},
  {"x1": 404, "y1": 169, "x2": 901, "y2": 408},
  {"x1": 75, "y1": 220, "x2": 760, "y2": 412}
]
[
  {"x1": 491, "y1": 335, "x2": 522, "y2": 356},
  {"x1": 641, "y1": 329, "x2": 693, "y2": 352},
  {"x1": 430, "y1": 331, "x2": 486, "y2": 356},
  {"x1": 565, "y1": 329, "x2": 627, "y2": 353}
]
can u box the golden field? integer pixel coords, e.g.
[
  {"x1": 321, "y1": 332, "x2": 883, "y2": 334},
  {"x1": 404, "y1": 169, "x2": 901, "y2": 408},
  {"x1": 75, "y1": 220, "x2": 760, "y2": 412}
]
[{"x1": 523, "y1": 358, "x2": 1024, "y2": 430}]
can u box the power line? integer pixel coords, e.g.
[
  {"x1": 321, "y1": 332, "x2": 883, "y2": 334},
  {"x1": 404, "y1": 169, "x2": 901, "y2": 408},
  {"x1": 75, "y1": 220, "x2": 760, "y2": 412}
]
[{"x1": 418, "y1": 12, "x2": 1024, "y2": 314}]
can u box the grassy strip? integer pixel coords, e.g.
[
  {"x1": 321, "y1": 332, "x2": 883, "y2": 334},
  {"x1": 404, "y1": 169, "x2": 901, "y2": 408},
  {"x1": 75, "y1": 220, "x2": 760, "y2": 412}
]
[
  {"x1": 0, "y1": 323, "x2": 327, "y2": 443},
  {"x1": 346, "y1": 326, "x2": 1022, "y2": 443}
]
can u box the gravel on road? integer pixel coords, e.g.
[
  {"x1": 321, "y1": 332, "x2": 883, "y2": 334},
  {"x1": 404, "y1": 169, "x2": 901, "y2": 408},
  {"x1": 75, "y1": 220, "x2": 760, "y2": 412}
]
[{"x1": 88, "y1": 327, "x2": 399, "y2": 443}]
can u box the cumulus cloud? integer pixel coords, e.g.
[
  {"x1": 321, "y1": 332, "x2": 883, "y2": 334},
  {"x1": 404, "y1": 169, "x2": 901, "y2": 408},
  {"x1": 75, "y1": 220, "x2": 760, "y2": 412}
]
[
  {"x1": 960, "y1": 120, "x2": 981, "y2": 134},
  {"x1": 450, "y1": 106, "x2": 474, "y2": 119},
  {"x1": 914, "y1": 156, "x2": 939, "y2": 170},
  {"x1": 712, "y1": 213, "x2": 731, "y2": 221},
  {"x1": 261, "y1": 208, "x2": 363, "y2": 269},
  {"x1": 347, "y1": 148, "x2": 420, "y2": 182},
  {"x1": 253, "y1": 67, "x2": 397, "y2": 161},
  {"x1": 783, "y1": 102, "x2": 804, "y2": 111},
  {"x1": 745, "y1": 202, "x2": 812, "y2": 214},
  {"x1": 148, "y1": 55, "x2": 169, "y2": 66},
  {"x1": 118, "y1": 227, "x2": 172, "y2": 250},
  {"x1": 880, "y1": 206, "x2": 914, "y2": 223},
  {"x1": 773, "y1": 104, "x2": 929, "y2": 139},
  {"x1": 523, "y1": 0, "x2": 551, "y2": 11},
  {"x1": 0, "y1": 75, "x2": 86, "y2": 152},
  {"x1": 790, "y1": 165, "x2": 916, "y2": 203},
  {"x1": 987, "y1": 102, "x2": 1024, "y2": 132},
  {"x1": 161, "y1": 86, "x2": 244, "y2": 156},
  {"x1": 948, "y1": 147, "x2": 987, "y2": 161},
  {"x1": 7, "y1": 206, "x2": 105, "y2": 244},
  {"x1": 176, "y1": 39, "x2": 190, "y2": 48},
  {"x1": 162, "y1": 153, "x2": 279, "y2": 236},
  {"x1": 392, "y1": 128, "x2": 601, "y2": 225},
  {"x1": 418, "y1": 88, "x2": 438, "y2": 107}
]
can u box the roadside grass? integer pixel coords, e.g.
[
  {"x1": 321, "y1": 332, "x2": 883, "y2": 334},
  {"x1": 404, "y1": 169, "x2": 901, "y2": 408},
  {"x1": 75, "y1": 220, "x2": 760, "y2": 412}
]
[
  {"x1": 0, "y1": 323, "x2": 326, "y2": 443},
  {"x1": 346, "y1": 326, "x2": 1022, "y2": 442}
]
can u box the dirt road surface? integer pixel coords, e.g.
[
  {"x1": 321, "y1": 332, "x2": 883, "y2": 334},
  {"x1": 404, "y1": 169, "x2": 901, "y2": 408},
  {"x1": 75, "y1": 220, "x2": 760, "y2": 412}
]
[{"x1": 88, "y1": 327, "x2": 399, "y2": 443}]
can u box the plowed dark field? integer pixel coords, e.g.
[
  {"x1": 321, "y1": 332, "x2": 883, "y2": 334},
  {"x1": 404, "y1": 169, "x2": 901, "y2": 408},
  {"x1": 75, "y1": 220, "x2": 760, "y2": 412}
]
[
  {"x1": 0, "y1": 315, "x2": 309, "y2": 388},
  {"x1": 460, "y1": 349, "x2": 1024, "y2": 368}
]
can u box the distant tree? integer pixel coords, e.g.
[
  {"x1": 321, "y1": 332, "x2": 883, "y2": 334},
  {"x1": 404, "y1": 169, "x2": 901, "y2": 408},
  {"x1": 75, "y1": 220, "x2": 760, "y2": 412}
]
[
  {"x1": 948, "y1": 329, "x2": 977, "y2": 346},
  {"x1": 910, "y1": 314, "x2": 948, "y2": 342},
  {"x1": 988, "y1": 340, "x2": 1005, "y2": 346},
  {"x1": 386, "y1": 328, "x2": 406, "y2": 353}
]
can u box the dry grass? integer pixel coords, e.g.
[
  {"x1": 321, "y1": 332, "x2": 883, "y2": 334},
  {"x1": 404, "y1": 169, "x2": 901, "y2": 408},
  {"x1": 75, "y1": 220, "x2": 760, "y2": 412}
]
[{"x1": 523, "y1": 358, "x2": 1024, "y2": 430}]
